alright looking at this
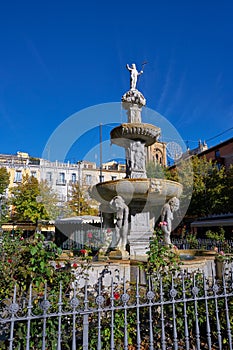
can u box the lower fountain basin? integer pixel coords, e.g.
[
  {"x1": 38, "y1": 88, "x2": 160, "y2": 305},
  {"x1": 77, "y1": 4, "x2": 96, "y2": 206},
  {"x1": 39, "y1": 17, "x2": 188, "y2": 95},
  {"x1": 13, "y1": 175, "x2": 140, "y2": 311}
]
[{"x1": 91, "y1": 178, "x2": 182, "y2": 205}]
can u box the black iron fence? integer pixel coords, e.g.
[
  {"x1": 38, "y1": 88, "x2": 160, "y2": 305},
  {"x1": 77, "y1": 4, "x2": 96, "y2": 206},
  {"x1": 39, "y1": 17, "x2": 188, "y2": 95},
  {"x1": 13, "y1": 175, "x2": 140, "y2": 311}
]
[
  {"x1": 58, "y1": 228, "x2": 233, "y2": 254},
  {"x1": 172, "y1": 238, "x2": 233, "y2": 251}
]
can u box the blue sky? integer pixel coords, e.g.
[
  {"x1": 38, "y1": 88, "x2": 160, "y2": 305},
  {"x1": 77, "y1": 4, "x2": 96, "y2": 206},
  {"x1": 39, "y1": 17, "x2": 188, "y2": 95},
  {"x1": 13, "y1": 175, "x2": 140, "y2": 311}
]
[{"x1": 0, "y1": 0, "x2": 233, "y2": 163}]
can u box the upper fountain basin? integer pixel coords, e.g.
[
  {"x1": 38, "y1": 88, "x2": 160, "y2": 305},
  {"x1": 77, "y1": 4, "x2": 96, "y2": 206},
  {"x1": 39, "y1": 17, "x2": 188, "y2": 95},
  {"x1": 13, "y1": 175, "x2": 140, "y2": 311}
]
[{"x1": 110, "y1": 123, "x2": 161, "y2": 147}]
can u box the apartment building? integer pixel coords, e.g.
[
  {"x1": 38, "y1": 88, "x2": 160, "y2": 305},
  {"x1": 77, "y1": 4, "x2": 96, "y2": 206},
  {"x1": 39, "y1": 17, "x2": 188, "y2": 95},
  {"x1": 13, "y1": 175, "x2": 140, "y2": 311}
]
[
  {"x1": 199, "y1": 137, "x2": 233, "y2": 169},
  {"x1": 0, "y1": 152, "x2": 126, "y2": 203}
]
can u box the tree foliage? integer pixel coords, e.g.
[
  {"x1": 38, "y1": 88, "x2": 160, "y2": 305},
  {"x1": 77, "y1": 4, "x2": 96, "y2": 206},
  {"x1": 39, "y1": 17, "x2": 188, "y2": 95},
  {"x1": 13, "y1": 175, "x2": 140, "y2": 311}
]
[
  {"x1": 187, "y1": 156, "x2": 228, "y2": 216},
  {"x1": 10, "y1": 174, "x2": 60, "y2": 222},
  {"x1": 0, "y1": 167, "x2": 10, "y2": 195},
  {"x1": 146, "y1": 161, "x2": 167, "y2": 179},
  {"x1": 225, "y1": 164, "x2": 233, "y2": 213},
  {"x1": 169, "y1": 156, "x2": 231, "y2": 218},
  {"x1": 68, "y1": 182, "x2": 98, "y2": 216}
]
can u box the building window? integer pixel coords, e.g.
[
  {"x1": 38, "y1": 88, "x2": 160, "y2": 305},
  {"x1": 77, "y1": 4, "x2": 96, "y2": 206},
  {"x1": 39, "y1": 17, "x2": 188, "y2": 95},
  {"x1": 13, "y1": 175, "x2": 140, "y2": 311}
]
[
  {"x1": 31, "y1": 171, "x2": 37, "y2": 178},
  {"x1": 86, "y1": 174, "x2": 92, "y2": 185},
  {"x1": 112, "y1": 176, "x2": 117, "y2": 181},
  {"x1": 99, "y1": 175, "x2": 104, "y2": 183},
  {"x1": 119, "y1": 165, "x2": 125, "y2": 171},
  {"x1": 71, "y1": 173, "x2": 77, "y2": 183},
  {"x1": 57, "y1": 172, "x2": 66, "y2": 185},
  {"x1": 14, "y1": 170, "x2": 22, "y2": 183},
  {"x1": 215, "y1": 150, "x2": 220, "y2": 158},
  {"x1": 46, "y1": 172, "x2": 52, "y2": 182}
]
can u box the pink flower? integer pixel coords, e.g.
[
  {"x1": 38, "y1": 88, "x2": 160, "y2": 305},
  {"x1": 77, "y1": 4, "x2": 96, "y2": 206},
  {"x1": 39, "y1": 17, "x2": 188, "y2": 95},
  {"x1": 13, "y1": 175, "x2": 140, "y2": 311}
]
[
  {"x1": 87, "y1": 232, "x2": 93, "y2": 238},
  {"x1": 107, "y1": 228, "x2": 112, "y2": 233},
  {"x1": 20, "y1": 237, "x2": 24, "y2": 240},
  {"x1": 173, "y1": 245, "x2": 178, "y2": 250},
  {"x1": 219, "y1": 251, "x2": 225, "y2": 256},
  {"x1": 159, "y1": 221, "x2": 167, "y2": 226}
]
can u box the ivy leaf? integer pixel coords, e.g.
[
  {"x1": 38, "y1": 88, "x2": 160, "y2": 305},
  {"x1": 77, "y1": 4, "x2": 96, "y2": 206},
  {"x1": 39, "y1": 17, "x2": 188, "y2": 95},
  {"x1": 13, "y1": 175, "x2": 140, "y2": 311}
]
[{"x1": 30, "y1": 246, "x2": 38, "y2": 256}]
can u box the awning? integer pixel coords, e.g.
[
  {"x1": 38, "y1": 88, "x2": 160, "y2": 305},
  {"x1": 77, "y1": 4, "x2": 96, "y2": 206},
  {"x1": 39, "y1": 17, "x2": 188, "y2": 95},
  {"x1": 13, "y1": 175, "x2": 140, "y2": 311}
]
[
  {"x1": 55, "y1": 215, "x2": 102, "y2": 225},
  {"x1": 191, "y1": 218, "x2": 233, "y2": 227}
]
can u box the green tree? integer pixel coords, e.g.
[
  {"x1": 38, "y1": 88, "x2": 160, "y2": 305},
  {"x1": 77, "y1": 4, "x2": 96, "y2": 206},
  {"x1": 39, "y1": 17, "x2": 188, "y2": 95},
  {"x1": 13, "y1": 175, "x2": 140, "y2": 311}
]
[
  {"x1": 0, "y1": 167, "x2": 10, "y2": 195},
  {"x1": 225, "y1": 164, "x2": 233, "y2": 213},
  {"x1": 146, "y1": 161, "x2": 166, "y2": 178},
  {"x1": 68, "y1": 182, "x2": 98, "y2": 216},
  {"x1": 169, "y1": 156, "x2": 229, "y2": 218},
  {"x1": 0, "y1": 167, "x2": 10, "y2": 223},
  {"x1": 186, "y1": 156, "x2": 228, "y2": 217},
  {"x1": 10, "y1": 174, "x2": 59, "y2": 223},
  {"x1": 38, "y1": 179, "x2": 69, "y2": 220}
]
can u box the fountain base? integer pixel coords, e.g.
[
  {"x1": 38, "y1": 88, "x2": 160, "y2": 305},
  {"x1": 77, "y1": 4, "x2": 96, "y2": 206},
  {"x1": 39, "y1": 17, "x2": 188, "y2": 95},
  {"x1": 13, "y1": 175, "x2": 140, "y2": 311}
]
[{"x1": 108, "y1": 249, "x2": 129, "y2": 260}]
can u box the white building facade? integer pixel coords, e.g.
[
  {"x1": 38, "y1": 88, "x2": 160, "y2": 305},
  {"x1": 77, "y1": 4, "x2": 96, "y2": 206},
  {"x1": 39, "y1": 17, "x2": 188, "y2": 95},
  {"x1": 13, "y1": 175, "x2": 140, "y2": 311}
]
[{"x1": 0, "y1": 152, "x2": 126, "y2": 204}]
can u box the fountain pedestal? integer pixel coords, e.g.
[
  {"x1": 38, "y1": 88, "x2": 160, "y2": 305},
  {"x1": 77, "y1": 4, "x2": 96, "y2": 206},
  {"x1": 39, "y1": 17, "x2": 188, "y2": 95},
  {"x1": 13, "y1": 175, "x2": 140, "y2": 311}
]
[{"x1": 128, "y1": 204, "x2": 151, "y2": 259}]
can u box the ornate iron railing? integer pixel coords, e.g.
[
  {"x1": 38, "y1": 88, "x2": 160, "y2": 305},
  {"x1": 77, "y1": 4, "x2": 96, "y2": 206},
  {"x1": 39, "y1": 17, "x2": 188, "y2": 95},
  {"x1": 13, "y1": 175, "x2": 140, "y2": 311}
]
[
  {"x1": 172, "y1": 238, "x2": 233, "y2": 251},
  {"x1": 58, "y1": 228, "x2": 233, "y2": 253},
  {"x1": 1, "y1": 269, "x2": 233, "y2": 349}
]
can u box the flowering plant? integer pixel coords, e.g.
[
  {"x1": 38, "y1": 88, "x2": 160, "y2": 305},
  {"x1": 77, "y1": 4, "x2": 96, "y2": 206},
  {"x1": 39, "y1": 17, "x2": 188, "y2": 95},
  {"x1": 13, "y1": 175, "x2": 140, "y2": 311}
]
[
  {"x1": 0, "y1": 231, "x2": 74, "y2": 299},
  {"x1": 159, "y1": 221, "x2": 167, "y2": 226},
  {"x1": 87, "y1": 232, "x2": 93, "y2": 239},
  {"x1": 215, "y1": 249, "x2": 228, "y2": 261}
]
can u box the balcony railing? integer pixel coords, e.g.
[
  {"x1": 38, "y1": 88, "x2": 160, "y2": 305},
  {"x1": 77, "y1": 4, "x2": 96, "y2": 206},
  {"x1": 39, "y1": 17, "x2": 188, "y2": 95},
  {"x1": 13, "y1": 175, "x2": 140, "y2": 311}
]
[{"x1": 56, "y1": 180, "x2": 66, "y2": 186}]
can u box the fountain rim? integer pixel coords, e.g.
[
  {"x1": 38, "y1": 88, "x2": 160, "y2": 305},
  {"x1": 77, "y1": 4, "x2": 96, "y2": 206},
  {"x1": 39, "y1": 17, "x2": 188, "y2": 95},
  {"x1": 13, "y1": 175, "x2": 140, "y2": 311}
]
[{"x1": 91, "y1": 177, "x2": 183, "y2": 204}]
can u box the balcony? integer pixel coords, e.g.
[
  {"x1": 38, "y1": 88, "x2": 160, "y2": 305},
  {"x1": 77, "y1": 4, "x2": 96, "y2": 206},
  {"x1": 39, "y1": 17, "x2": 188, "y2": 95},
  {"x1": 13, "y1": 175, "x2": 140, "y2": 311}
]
[{"x1": 56, "y1": 180, "x2": 67, "y2": 186}]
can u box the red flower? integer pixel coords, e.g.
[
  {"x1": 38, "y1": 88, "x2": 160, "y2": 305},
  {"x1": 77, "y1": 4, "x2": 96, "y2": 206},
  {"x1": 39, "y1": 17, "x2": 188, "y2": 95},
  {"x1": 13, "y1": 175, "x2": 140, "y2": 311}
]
[
  {"x1": 113, "y1": 292, "x2": 120, "y2": 300},
  {"x1": 20, "y1": 237, "x2": 24, "y2": 241},
  {"x1": 7, "y1": 259, "x2": 13, "y2": 263},
  {"x1": 87, "y1": 232, "x2": 93, "y2": 238},
  {"x1": 72, "y1": 262, "x2": 78, "y2": 268},
  {"x1": 80, "y1": 249, "x2": 87, "y2": 254},
  {"x1": 56, "y1": 264, "x2": 61, "y2": 269},
  {"x1": 107, "y1": 228, "x2": 112, "y2": 233}
]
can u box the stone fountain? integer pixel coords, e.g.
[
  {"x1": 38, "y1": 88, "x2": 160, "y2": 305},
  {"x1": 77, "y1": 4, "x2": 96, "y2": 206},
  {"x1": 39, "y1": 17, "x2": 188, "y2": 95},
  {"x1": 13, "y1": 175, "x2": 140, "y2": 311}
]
[{"x1": 91, "y1": 63, "x2": 182, "y2": 260}]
